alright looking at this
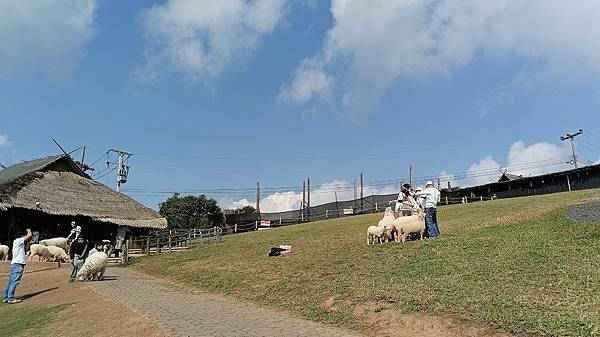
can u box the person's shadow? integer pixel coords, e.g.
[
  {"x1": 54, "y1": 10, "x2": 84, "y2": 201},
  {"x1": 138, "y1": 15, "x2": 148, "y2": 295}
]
[{"x1": 20, "y1": 287, "x2": 59, "y2": 300}]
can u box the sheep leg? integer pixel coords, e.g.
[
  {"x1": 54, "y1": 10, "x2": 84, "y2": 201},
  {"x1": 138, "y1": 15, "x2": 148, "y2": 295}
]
[
  {"x1": 401, "y1": 233, "x2": 407, "y2": 243},
  {"x1": 98, "y1": 267, "x2": 106, "y2": 280}
]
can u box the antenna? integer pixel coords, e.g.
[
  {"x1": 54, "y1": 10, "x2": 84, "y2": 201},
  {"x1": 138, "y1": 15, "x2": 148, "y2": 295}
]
[{"x1": 52, "y1": 138, "x2": 70, "y2": 157}]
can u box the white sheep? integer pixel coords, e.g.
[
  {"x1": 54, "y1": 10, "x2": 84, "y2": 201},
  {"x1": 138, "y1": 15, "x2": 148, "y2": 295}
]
[
  {"x1": 76, "y1": 252, "x2": 108, "y2": 281},
  {"x1": 39, "y1": 237, "x2": 70, "y2": 253},
  {"x1": 46, "y1": 246, "x2": 69, "y2": 263},
  {"x1": 0, "y1": 245, "x2": 9, "y2": 261},
  {"x1": 395, "y1": 208, "x2": 426, "y2": 243},
  {"x1": 367, "y1": 225, "x2": 393, "y2": 245},
  {"x1": 27, "y1": 244, "x2": 50, "y2": 261},
  {"x1": 377, "y1": 207, "x2": 396, "y2": 228}
]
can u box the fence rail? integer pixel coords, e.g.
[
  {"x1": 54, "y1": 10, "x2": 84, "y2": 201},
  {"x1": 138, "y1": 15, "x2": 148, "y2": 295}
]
[{"x1": 127, "y1": 227, "x2": 222, "y2": 257}]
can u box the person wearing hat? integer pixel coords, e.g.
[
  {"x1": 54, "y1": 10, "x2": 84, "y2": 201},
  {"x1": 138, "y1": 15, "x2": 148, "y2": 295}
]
[
  {"x1": 68, "y1": 229, "x2": 89, "y2": 282},
  {"x1": 414, "y1": 181, "x2": 441, "y2": 238},
  {"x1": 414, "y1": 186, "x2": 424, "y2": 209},
  {"x1": 395, "y1": 183, "x2": 416, "y2": 215}
]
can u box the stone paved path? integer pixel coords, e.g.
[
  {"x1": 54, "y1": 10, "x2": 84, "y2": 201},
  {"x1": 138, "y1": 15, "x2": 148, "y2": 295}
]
[{"x1": 88, "y1": 268, "x2": 361, "y2": 337}]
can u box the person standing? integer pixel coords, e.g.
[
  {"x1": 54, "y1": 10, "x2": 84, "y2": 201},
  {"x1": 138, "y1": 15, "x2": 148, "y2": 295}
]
[
  {"x1": 3, "y1": 228, "x2": 33, "y2": 304},
  {"x1": 415, "y1": 181, "x2": 441, "y2": 238},
  {"x1": 68, "y1": 230, "x2": 89, "y2": 282}
]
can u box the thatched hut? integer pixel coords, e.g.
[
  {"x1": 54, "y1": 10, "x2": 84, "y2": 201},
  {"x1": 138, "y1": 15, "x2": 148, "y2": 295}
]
[{"x1": 0, "y1": 155, "x2": 166, "y2": 245}]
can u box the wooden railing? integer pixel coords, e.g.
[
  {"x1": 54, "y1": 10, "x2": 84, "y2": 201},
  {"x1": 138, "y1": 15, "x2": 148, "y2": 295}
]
[{"x1": 127, "y1": 227, "x2": 222, "y2": 257}]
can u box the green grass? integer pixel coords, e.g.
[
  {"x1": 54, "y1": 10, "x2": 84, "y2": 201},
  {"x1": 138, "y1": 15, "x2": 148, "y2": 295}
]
[
  {"x1": 134, "y1": 189, "x2": 600, "y2": 336},
  {"x1": 0, "y1": 304, "x2": 69, "y2": 337}
]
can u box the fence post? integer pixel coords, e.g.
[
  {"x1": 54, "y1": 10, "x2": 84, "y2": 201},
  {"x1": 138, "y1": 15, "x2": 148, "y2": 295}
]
[
  {"x1": 325, "y1": 210, "x2": 328, "y2": 218},
  {"x1": 234, "y1": 224, "x2": 238, "y2": 233},
  {"x1": 446, "y1": 196, "x2": 449, "y2": 205},
  {"x1": 255, "y1": 221, "x2": 258, "y2": 231},
  {"x1": 480, "y1": 196, "x2": 483, "y2": 202},
  {"x1": 567, "y1": 174, "x2": 572, "y2": 192},
  {"x1": 156, "y1": 237, "x2": 161, "y2": 253},
  {"x1": 168, "y1": 233, "x2": 172, "y2": 252},
  {"x1": 279, "y1": 217, "x2": 282, "y2": 225}
]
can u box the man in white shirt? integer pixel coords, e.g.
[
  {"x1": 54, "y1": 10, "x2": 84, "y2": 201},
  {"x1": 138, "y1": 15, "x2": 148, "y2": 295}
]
[
  {"x1": 3, "y1": 228, "x2": 33, "y2": 304},
  {"x1": 414, "y1": 181, "x2": 441, "y2": 238}
]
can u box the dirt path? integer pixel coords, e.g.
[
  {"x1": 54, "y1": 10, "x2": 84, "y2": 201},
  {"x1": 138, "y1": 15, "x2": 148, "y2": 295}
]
[
  {"x1": 0, "y1": 261, "x2": 165, "y2": 337},
  {"x1": 566, "y1": 200, "x2": 600, "y2": 224},
  {"x1": 88, "y1": 267, "x2": 360, "y2": 337}
]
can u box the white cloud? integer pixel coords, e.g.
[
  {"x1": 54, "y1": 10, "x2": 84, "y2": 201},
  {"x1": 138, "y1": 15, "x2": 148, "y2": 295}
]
[
  {"x1": 0, "y1": 134, "x2": 12, "y2": 148},
  {"x1": 595, "y1": 159, "x2": 600, "y2": 165},
  {"x1": 466, "y1": 155, "x2": 502, "y2": 186},
  {"x1": 139, "y1": 0, "x2": 287, "y2": 82},
  {"x1": 438, "y1": 171, "x2": 456, "y2": 189},
  {"x1": 220, "y1": 179, "x2": 397, "y2": 213},
  {"x1": 279, "y1": 57, "x2": 331, "y2": 104},
  {"x1": 0, "y1": 0, "x2": 98, "y2": 79},
  {"x1": 462, "y1": 140, "x2": 571, "y2": 186},
  {"x1": 282, "y1": 0, "x2": 600, "y2": 118},
  {"x1": 506, "y1": 140, "x2": 570, "y2": 176}
]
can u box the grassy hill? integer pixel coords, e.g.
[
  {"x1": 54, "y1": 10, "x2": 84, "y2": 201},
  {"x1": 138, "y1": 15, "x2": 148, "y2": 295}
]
[{"x1": 134, "y1": 189, "x2": 600, "y2": 336}]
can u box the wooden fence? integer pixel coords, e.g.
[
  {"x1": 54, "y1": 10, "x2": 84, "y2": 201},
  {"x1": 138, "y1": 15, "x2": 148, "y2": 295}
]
[{"x1": 126, "y1": 227, "x2": 222, "y2": 258}]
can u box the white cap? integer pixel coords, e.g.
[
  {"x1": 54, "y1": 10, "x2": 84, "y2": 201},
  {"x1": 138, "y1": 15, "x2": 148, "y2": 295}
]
[
  {"x1": 415, "y1": 186, "x2": 423, "y2": 191},
  {"x1": 71, "y1": 221, "x2": 76, "y2": 226},
  {"x1": 75, "y1": 226, "x2": 82, "y2": 233},
  {"x1": 425, "y1": 181, "x2": 433, "y2": 186}
]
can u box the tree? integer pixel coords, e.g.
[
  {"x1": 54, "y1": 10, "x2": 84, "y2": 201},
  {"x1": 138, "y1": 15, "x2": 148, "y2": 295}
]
[
  {"x1": 232, "y1": 205, "x2": 256, "y2": 214},
  {"x1": 159, "y1": 193, "x2": 225, "y2": 229}
]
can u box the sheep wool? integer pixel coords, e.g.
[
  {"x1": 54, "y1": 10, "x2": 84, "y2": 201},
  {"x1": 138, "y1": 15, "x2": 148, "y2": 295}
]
[
  {"x1": 0, "y1": 245, "x2": 8, "y2": 261},
  {"x1": 40, "y1": 237, "x2": 70, "y2": 253},
  {"x1": 396, "y1": 209, "x2": 426, "y2": 243},
  {"x1": 27, "y1": 244, "x2": 50, "y2": 261},
  {"x1": 76, "y1": 252, "x2": 108, "y2": 281},
  {"x1": 367, "y1": 225, "x2": 392, "y2": 245},
  {"x1": 46, "y1": 246, "x2": 69, "y2": 263},
  {"x1": 377, "y1": 207, "x2": 396, "y2": 228}
]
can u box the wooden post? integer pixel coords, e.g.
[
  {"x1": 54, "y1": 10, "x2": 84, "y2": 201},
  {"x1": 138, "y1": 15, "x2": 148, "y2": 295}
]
[
  {"x1": 255, "y1": 221, "x2": 258, "y2": 231},
  {"x1": 567, "y1": 174, "x2": 572, "y2": 192},
  {"x1": 234, "y1": 224, "x2": 238, "y2": 233},
  {"x1": 325, "y1": 209, "x2": 328, "y2": 218},
  {"x1": 168, "y1": 233, "x2": 172, "y2": 252},
  {"x1": 279, "y1": 217, "x2": 282, "y2": 225},
  {"x1": 156, "y1": 238, "x2": 161, "y2": 253},
  {"x1": 446, "y1": 196, "x2": 449, "y2": 205},
  {"x1": 480, "y1": 196, "x2": 483, "y2": 202},
  {"x1": 122, "y1": 239, "x2": 130, "y2": 264},
  {"x1": 375, "y1": 203, "x2": 378, "y2": 212},
  {"x1": 256, "y1": 182, "x2": 261, "y2": 215}
]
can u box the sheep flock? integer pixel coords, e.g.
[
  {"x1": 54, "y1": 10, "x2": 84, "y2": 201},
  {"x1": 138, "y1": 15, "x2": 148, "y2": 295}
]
[{"x1": 367, "y1": 206, "x2": 426, "y2": 245}]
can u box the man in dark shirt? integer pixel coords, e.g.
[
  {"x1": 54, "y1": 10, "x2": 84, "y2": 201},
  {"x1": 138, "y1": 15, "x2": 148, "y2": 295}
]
[{"x1": 69, "y1": 234, "x2": 89, "y2": 282}]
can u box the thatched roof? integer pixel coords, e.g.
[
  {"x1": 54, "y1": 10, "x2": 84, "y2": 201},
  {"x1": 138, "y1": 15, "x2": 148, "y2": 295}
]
[{"x1": 0, "y1": 155, "x2": 167, "y2": 229}]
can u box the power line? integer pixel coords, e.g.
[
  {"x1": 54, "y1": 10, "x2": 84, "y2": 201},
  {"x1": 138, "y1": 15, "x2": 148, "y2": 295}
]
[{"x1": 121, "y1": 156, "x2": 573, "y2": 198}]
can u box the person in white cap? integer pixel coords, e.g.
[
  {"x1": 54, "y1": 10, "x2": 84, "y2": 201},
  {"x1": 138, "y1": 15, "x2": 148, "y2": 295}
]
[
  {"x1": 414, "y1": 181, "x2": 441, "y2": 238},
  {"x1": 414, "y1": 186, "x2": 424, "y2": 209}
]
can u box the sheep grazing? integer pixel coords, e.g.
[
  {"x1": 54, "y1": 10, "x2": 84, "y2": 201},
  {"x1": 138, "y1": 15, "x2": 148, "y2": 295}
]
[
  {"x1": 395, "y1": 208, "x2": 426, "y2": 243},
  {"x1": 27, "y1": 244, "x2": 50, "y2": 261},
  {"x1": 39, "y1": 237, "x2": 70, "y2": 253},
  {"x1": 0, "y1": 245, "x2": 9, "y2": 261},
  {"x1": 367, "y1": 225, "x2": 393, "y2": 245},
  {"x1": 46, "y1": 246, "x2": 69, "y2": 263},
  {"x1": 76, "y1": 252, "x2": 108, "y2": 281},
  {"x1": 377, "y1": 207, "x2": 396, "y2": 228}
]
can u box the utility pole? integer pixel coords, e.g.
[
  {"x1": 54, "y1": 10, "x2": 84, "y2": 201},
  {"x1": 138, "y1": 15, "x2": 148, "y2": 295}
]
[
  {"x1": 256, "y1": 182, "x2": 261, "y2": 215},
  {"x1": 409, "y1": 164, "x2": 413, "y2": 187},
  {"x1": 561, "y1": 129, "x2": 583, "y2": 169},
  {"x1": 307, "y1": 178, "x2": 311, "y2": 221},
  {"x1": 107, "y1": 148, "x2": 133, "y2": 191},
  {"x1": 353, "y1": 179, "x2": 357, "y2": 209},
  {"x1": 360, "y1": 173, "x2": 364, "y2": 212},
  {"x1": 302, "y1": 180, "x2": 306, "y2": 222}
]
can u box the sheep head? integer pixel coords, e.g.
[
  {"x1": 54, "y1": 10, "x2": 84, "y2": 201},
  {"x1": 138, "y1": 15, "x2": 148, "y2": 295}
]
[{"x1": 384, "y1": 207, "x2": 394, "y2": 217}]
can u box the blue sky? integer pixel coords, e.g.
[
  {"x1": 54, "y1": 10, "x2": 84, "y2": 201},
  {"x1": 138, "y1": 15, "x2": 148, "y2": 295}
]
[{"x1": 2, "y1": 0, "x2": 600, "y2": 212}]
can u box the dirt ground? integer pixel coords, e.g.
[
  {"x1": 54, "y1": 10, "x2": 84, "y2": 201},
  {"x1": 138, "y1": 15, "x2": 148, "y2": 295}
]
[{"x1": 0, "y1": 261, "x2": 166, "y2": 337}]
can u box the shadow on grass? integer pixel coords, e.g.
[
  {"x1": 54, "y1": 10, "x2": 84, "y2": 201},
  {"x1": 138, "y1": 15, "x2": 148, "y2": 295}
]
[{"x1": 21, "y1": 287, "x2": 58, "y2": 300}]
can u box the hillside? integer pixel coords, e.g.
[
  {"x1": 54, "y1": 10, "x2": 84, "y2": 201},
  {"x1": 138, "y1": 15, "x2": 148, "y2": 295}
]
[{"x1": 134, "y1": 189, "x2": 600, "y2": 336}]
